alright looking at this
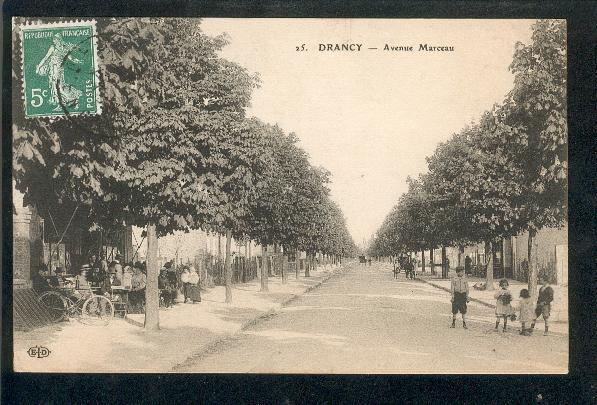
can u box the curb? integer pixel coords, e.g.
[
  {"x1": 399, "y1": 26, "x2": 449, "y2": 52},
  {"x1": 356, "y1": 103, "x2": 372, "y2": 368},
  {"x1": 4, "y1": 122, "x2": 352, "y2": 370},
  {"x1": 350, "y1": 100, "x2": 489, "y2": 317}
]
[
  {"x1": 124, "y1": 315, "x2": 144, "y2": 328},
  {"x1": 124, "y1": 266, "x2": 342, "y2": 331},
  {"x1": 171, "y1": 265, "x2": 345, "y2": 371}
]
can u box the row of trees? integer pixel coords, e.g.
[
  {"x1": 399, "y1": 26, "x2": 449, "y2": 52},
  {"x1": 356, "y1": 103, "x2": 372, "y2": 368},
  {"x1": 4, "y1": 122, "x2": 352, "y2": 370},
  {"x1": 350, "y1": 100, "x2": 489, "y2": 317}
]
[
  {"x1": 369, "y1": 20, "x2": 567, "y2": 295},
  {"x1": 12, "y1": 18, "x2": 356, "y2": 329}
]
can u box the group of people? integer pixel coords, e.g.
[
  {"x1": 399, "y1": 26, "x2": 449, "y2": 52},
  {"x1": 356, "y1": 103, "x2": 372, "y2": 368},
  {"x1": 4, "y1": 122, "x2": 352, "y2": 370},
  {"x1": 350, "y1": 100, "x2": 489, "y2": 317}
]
[
  {"x1": 393, "y1": 256, "x2": 416, "y2": 279},
  {"x1": 39, "y1": 252, "x2": 204, "y2": 312},
  {"x1": 158, "y1": 261, "x2": 201, "y2": 308},
  {"x1": 450, "y1": 267, "x2": 554, "y2": 336},
  {"x1": 84, "y1": 253, "x2": 148, "y2": 311}
]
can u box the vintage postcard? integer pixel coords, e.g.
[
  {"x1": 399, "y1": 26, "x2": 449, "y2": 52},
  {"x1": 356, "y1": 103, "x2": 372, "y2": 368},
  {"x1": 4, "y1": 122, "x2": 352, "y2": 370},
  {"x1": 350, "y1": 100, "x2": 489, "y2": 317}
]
[{"x1": 11, "y1": 17, "x2": 568, "y2": 374}]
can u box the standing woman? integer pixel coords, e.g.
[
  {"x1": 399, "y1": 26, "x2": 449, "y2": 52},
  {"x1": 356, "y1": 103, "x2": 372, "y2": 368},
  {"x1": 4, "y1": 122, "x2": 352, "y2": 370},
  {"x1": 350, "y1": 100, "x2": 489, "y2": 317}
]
[
  {"x1": 180, "y1": 266, "x2": 192, "y2": 303},
  {"x1": 188, "y1": 266, "x2": 201, "y2": 303}
]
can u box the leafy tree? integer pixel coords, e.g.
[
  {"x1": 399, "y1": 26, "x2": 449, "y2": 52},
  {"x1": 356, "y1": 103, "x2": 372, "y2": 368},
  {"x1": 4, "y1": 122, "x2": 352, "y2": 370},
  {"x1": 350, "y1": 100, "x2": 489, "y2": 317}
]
[
  {"x1": 245, "y1": 123, "x2": 308, "y2": 289},
  {"x1": 295, "y1": 167, "x2": 334, "y2": 275},
  {"x1": 12, "y1": 18, "x2": 261, "y2": 327},
  {"x1": 499, "y1": 19, "x2": 567, "y2": 295},
  {"x1": 425, "y1": 124, "x2": 527, "y2": 286}
]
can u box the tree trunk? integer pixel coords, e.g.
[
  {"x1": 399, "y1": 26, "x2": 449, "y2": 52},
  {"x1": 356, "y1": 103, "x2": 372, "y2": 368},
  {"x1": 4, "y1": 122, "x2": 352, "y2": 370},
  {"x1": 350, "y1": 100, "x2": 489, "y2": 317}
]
[
  {"x1": 527, "y1": 229, "x2": 538, "y2": 297},
  {"x1": 430, "y1": 249, "x2": 435, "y2": 276},
  {"x1": 282, "y1": 254, "x2": 288, "y2": 284},
  {"x1": 224, "y1": 230, "x2": 233, "y2": 303},
  {"x1": 485, "y1": 241, "x2": 495, "y2": 291},
  {"x1": 421, "y1": 250, "x2": 425, "y2": 274},
  {"x1": 441, "y1": 246, "x2": 447, "y2": 279},
  {"x1": 305, "y1": 252, "x2": 311, "y2": 277},
  {"x1": 260, "y1": 244, "x2": 269, "y2": 292},
  {"x1": 144, "y1": 224, "x2": 160, "y2": 330}
]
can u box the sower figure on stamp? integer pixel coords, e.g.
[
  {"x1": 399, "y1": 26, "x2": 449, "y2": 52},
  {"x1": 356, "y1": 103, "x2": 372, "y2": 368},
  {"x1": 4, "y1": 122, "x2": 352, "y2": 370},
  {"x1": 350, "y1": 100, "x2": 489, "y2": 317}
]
[
  {"x1": 35, "y1": 33, "x2": 82, "y2": 110},
  {"x1": 450, "y1": 267, "x2": 469, "y2": 329}
]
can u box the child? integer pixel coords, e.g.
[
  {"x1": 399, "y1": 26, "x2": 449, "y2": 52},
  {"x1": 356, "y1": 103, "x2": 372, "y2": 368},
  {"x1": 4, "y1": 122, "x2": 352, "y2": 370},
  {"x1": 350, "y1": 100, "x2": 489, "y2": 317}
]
[
  {"x1": 494, "y1": 279, "x2": 513, "y2": 332},
  {"x1": 531, "y1": 278, "x2": 554, "y2": 336},
  {"x1": 518, "y1": 289, "x2": 534, "y2": 336},
  {"x1": 450, "y1": 268, "x2": 470, "y2": 329}
]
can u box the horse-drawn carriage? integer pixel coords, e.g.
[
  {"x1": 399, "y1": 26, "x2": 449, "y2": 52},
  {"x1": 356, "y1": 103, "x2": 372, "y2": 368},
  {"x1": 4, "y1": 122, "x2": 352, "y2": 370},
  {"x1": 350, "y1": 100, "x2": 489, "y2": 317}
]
[{"x1": 393, "y1": 256, "x2": 416, "y2": 279}]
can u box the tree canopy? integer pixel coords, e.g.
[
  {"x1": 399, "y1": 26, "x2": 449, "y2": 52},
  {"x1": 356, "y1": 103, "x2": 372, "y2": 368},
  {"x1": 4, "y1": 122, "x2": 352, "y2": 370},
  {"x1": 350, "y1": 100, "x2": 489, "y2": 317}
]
[
  {"x1": 13, "y1": 17, "x2": 356, "y2": 261},
  {"x1": 369, "y1": 20, "x2": 567, "y2": 293}
]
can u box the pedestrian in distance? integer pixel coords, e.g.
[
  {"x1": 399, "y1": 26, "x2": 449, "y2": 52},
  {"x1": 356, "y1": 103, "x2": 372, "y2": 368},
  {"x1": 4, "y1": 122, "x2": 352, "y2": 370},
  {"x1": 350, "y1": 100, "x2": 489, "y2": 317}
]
[
  {"x1": 517, "y1": 288, "x2": 534, "y2": 336},
  {"x1": 530, "y1": 278, "x2": 554, "y2": 336},
  {"x1": 158, "y1": 267, "x2": 174, "y2": 308},
  {"x1": 87, "y1": 254, "x2": 101, "y2": 286},
  {"x1": 99, "y1": 252, "x2": 109, "y2": 282},
  {"x1": 187, "y1": 266, "x2": 201, "y2": 303},
  {"x1": 494, "y1": 279, "x2": 513, "y2": 332},
  {"x1": 180, "y1": 266, "x2": 191, "y2": 303},
  {"x1": 109, "y1": 254, "x2": 124, "y2": 285},
  {"x1": 406, "y1": 259, "x2": 416, "y2": 280},
  {"x1": 180, "y1": 266, "x2": 200, "y2": 303},
  {"x1": 450, "y1": 267, "x2": 469, "y2": 329},
  {"x1": 129, "y1": 262, "x2": 146, "y2": 312},
  {"x1": 464, "y1": 255, "x2": 472, "y2": 275}
]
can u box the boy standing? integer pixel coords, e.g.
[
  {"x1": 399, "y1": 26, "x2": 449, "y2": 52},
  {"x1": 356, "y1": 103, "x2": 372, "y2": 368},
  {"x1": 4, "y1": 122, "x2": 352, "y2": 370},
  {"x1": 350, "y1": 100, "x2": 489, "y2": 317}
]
[
  {"x1": 450, "y1": 268, "x2": 470, "y2": 329},
  {"x1": 531, "y1": 278, "x2": 554, "y2": 335}
]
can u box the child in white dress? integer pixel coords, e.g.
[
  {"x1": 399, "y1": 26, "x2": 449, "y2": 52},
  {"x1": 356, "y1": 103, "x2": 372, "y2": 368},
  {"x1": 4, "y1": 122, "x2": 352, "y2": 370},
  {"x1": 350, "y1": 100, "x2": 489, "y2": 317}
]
[
  {"x1": 494, "y1": 279, "x2": 513, "y2": 332},
  {"x1": 517, "y1": 288, "x2": 534, "y2": 336}
]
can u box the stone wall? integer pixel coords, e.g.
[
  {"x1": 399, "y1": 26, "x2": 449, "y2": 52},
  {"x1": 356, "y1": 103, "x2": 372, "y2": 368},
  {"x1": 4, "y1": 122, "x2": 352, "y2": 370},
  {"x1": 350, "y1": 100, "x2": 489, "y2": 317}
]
[
  {"x1": 512, "y1": 225, "x2": 568, "y2": 285},
  {"x1": 13, "y1": 187, "x2": 43, "y2": 285}
]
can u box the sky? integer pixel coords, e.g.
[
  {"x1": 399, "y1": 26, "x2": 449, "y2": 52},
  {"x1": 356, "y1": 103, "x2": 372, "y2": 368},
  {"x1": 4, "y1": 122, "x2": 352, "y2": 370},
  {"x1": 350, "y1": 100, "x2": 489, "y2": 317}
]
[{"x1": 200, "y1": 19, "x2": 535, "y2": 248}]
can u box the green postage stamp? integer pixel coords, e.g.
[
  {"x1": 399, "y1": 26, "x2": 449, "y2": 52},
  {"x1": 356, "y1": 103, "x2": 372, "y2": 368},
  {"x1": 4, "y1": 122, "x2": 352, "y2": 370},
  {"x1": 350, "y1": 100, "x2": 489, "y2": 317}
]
[{"x1": 19, "y1": 20, "x2": 101, "y2": 118}]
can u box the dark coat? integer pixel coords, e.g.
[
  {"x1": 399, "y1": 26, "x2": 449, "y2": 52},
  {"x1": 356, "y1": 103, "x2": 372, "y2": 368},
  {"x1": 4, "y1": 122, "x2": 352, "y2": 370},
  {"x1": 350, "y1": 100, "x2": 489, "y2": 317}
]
[{"x1": 188, "y1": 284, "x2": 202, "y2": 302}]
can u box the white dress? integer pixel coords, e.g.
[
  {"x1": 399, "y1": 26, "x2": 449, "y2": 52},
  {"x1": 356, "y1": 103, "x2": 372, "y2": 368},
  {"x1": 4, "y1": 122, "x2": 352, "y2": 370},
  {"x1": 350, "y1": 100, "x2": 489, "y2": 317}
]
[{"x1": 494, "y1": 289, "x2": 513, "y2": 316}]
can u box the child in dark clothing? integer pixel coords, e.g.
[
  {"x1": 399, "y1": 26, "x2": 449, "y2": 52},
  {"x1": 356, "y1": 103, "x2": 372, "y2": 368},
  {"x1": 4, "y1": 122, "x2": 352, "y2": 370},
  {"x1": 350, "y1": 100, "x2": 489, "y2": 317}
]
[
  {"x1": 450, "y1": 268, "x2": 469, "y2": 329},
  {"x1": 531, "y1": 278, "x2": 554, "y2": 335}
]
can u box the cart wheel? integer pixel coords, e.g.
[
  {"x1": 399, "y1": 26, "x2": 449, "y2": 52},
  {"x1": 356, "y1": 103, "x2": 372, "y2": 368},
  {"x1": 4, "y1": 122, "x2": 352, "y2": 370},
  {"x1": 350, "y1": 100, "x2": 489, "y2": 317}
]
[
  {"x1": 38, "y1": 291, "x2": 67, "y2": 323},
  {"x1": 81, "y1": 295, "x2": 114, "y2": 325}
]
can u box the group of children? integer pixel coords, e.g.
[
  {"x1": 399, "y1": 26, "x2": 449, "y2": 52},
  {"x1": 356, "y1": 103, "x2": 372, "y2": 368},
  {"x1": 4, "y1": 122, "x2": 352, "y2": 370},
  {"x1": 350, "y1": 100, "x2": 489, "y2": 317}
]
[{"x1": 450, "y1": 267, "x2": 554, "y2": 336}]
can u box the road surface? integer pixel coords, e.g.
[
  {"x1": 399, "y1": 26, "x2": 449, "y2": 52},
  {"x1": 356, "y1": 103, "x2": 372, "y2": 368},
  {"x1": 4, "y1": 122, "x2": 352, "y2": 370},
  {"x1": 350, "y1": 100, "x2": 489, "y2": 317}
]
[{"x1": 177, "y1": 262, "x2": 568, "y2": 373}]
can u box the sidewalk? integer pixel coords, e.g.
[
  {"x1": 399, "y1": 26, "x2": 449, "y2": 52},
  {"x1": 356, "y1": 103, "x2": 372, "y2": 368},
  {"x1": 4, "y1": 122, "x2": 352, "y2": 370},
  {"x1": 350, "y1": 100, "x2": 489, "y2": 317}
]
[
  {"x1": 417, "y1": 271, "x2": 568, "y2": 335},
  {"x1": 13, "y1": 263, "x2": 348, "y2": 373}
]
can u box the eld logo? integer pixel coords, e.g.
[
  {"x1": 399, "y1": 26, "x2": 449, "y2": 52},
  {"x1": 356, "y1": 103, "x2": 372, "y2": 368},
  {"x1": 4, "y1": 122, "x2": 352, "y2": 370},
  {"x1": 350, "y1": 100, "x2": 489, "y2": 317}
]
[{"x1": 27, "y1": 345, "x2": 51, "y2": 358}]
